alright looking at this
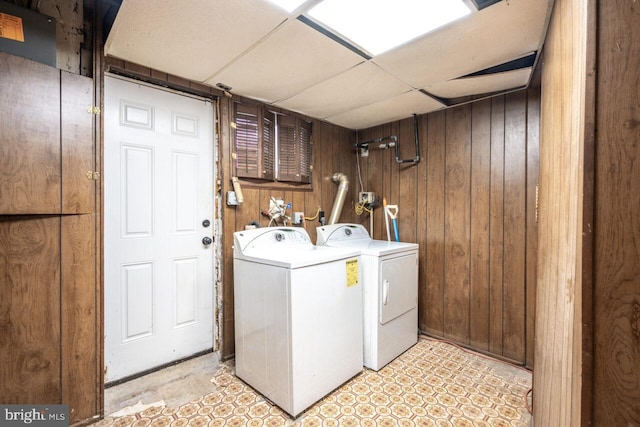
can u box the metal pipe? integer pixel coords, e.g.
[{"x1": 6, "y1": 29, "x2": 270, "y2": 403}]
[
  {"x1": 328, "y1": 172, "x2": 349, "y2": 225},
  {"x1": 354, "y1": 114, "x2": 421, "y2": 165},
  {"x1": 394, "y1": 114, "x2": 421, "y2": 164},
  {"x1": 354, "y1": 136, "x2": 393, "y2": 149}
]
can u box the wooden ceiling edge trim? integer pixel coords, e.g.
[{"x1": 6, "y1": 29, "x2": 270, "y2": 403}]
[
  {"x1": 103, "y1": 58, "x2": 360, "y2": 133},
  {"x1": 104, "y1": 56, "x2": 223, "y2": 99}
]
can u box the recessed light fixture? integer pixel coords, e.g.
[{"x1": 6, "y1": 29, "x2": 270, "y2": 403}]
[
  {"x1": 306, "y1": 0, "x2": 472, "y2": 56},
  {"x1": 266, "y1": 0, "x2": 308, "y2": 13}
]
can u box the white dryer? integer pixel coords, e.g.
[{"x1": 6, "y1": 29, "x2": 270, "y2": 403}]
[
  {"x1": 233, "y1": 227, "x2": 363, "y2": 417},
  {"x1": 317, "y1": 223, "x2": 418, "y2": 370}
]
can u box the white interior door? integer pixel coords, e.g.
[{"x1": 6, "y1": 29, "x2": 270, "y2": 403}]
[{"x1": 104, "y1": 75, "x2": 215, "y2": 382}]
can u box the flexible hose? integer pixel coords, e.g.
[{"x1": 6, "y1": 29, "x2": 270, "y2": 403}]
[{"x1": 328, "y1": 173, "x2": 349, "y2": 225}]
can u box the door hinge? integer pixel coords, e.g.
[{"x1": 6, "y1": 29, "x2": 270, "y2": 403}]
[
  {"x1": 86, "y1": 171, "x2": 101, "y2": 180},
  {"x1": 87, "y1": 106, "x2": 101, "y2": 115}
]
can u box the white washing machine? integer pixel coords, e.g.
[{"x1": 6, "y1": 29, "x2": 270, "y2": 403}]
[
  {"x1": 233, "y1": 227, "x2": 363, "y2": 417},
  {"x1": 317, "y1": 223, "x2": 418, "y2": 371}
]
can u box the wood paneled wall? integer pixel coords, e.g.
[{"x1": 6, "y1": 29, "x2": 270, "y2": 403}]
[
  {"x1": 593, "y1": 0, "x2": 640, "y2": 424},
  {"x1": 218, "y1": 89, "x2": 539, "y2": 363},
  {"x1": 533, "y1": 0, "x2": 592, "y2": 424},
  {"x1": 219, "y1": 96, "x2": 358, "y2": 358},
  {"x1": 354, "y1": 90, "x2": 540, "y2": 366}
]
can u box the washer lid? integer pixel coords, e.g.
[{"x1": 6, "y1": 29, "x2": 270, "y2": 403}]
[
  {"x1": 317, "y1": 223, "x2": 418, "y2": 256},
  {"x1": 316, "y1": 223, "x2": 371, "y2": 245},
  {"x1": 357, "y1": 239, "x2": 418, "y2": 256},
  {"x1": 234, "y1": 227, "x2": 359, "y2": 268},
  {"x1": 234, "y1": 227, "x2": 312, "y2": 252}
]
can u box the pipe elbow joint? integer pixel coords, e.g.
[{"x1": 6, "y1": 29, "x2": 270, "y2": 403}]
[{"x1": 332, "y1": 172, "x2": 349, "y2": 186}]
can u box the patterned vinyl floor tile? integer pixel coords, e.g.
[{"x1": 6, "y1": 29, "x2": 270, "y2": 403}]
[{"x1": 93, "y1": 336, "x2": 532, "y2": 426}]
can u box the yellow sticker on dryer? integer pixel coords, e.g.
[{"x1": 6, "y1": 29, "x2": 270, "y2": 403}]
[{"x1": 346, "y1": 258, "x2": 359, "y2": 287}]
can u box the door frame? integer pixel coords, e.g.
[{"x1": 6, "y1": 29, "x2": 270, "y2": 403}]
[{"x1": 100, "y1": 72, "x2": 222, "y2": 385}]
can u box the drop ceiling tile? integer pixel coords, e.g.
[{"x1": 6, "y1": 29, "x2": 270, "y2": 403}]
[
  {"x1": 275, "y1": 62, "x2": 413, "y2": 119},
  {"x1": 373, "y1": 0, "x2": 552, "y2": 88},
  {"x1": 326, "y1": 90, "x2": 445, "y2": 130},
  {"x1": 425, "y1": 67, "x2": 532, "y2": 99},
  {"x1": 206, "y1": 20, "x2": 364, "y2": 104},
  {"x1": 105, "y1": 0, "x2": 288, "y2": 82}
]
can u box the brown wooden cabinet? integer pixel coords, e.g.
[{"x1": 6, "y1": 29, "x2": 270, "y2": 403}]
[
  {"x1": 61, "y1": 71, "x2": 95, "y2": 214},
  {"x1": 0, "y1": 52, "x2": 100, "y2": 425},
  {"x1": 0, "y1": 216, "x2": 62, "y2": 402},
  {"x1": 1, "y1": 52, "x2": 95, "y2": 215},
  {"x1": 61, "y1": 214, "x2": 99, "y2": 422},
  {"x1": 0, "y1": 54, "x2": 61, "y2": 214}
]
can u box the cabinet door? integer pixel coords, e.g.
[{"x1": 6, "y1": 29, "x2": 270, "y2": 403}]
[
  {"x1": 0, "y1": 52, "x2": 61, "y2": 214},
  {"x1": 62, "y1": 71, "x2": 95, "y2": 213},
  {"x1": 61, "y1": 214, "x2": 98, "y2": 422},
  {"x1": 0, "y1": 216, "x2": 61, "y2": 403}
]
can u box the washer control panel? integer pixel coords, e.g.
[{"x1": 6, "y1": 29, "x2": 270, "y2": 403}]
[
  {"x1": 318, "y1": 224, "x2": 371, "y2": 244},
  {"x1": 234, "y1": 227, "x2": 311, "y2": 255},
  {"x1": 272, "y1": 228, "x2": 310, "y2": 244}
]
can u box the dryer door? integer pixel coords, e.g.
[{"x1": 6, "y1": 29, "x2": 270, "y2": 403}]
[{"x1": 379, "y1": 252, "x2": 418, "y2": 324}]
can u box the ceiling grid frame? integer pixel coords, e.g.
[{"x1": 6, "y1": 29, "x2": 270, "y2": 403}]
[{"x1": 106, "y1": 0, "x2": 554, "y2": 129}]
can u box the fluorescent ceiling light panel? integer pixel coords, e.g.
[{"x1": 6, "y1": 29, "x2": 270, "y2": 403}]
[
  {"x1": 266, "y1": 0, "x2": 308, "y2": 13},
  {"x1": 307, "y1": 0, "x2": 472, "y2": 56}
]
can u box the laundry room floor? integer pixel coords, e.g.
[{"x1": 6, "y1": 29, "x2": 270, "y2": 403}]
[
  {"x1": 94, "y1": 336, "x2": 532, "y2": 426},
  {"x1": 103, "y1": 351, "x2": 221, "y2": 416}
]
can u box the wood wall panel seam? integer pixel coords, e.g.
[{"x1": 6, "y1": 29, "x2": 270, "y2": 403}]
[
  {"x1": 489, "y1": 96, "x2": 506, "y2": 355},
  {"x1": 425, "y1": 110, "x2": 446, "y2": 335},
  {"x1": 578, "y1": 0, "x2": 596, "y2": 424},
  {"x1": 469, "y1": 99, "x2": 492, "y2": 351},
  {"x1": 443, "y1": 105, "x2": 472, "y2": 344},
  {"x1": 502, "y1": 91, "x2": 527, "y2": 361},
  {"x1": 525, "y1": 89, "x2": 540, "y2": 369}
]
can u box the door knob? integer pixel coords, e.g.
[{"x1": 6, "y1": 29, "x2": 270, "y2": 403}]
[{"x1": 202, "y1": 236, "x2": 213, "y2": 245}]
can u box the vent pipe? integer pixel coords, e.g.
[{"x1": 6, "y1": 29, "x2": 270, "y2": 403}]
[{"x1": 328, "y1": 172, "x2": 349, "y2": 225}]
